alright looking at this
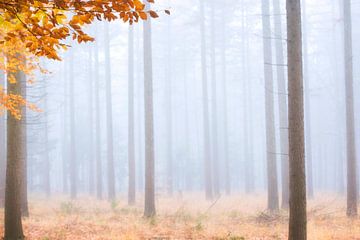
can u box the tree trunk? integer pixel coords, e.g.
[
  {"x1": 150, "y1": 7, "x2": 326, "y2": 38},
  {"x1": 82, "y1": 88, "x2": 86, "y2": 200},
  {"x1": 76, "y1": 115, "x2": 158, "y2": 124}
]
[
  {"x1": 261, "y1": 0, "x2": 279, "y2": 212},
  {"x1": 273, "y1": 0, "x2": 289, "y2": 209},
  {"x1": 165, "y1": 12, "x2": 173, "y2": 196},
  {"x1": 128, "y1": 25, "x2": 136, "y2": 205},
  {"x1": 143, "y1": 2, "x2": 156, "y2": 217},
  {"x1": 88, "y1": 48, "x2": 95, "y2": 195},
  {"x1": 210, "y1": 0, "x2": 220, "y2": 197},
  {"x1": 44, "y1": 79, "x2": 50, "y2": 197},
  {"x1": 302, "y1": 0, "x2": 314, "y2": 199},
  {"x1": 69, "y1": 48, "x2": 77, "y2": 199},
  {"x1": 0, "y1": 72, "x2": 5, "y2": 208},
  {"x1": 343, "y1": 0, "x2": 357, "y2": 217},
  {"x1": 104, "y1": 22, "x2": 116, "y2": 201},
  {"x1": 94, "y1": 24, "x2": 102, "y2": 200},
  {"x1": 287, "y1": 0, "x2": 307, "y2": 239},
  {"x1": 4, "y1": 69, "x2": 26, "y2": 240},
  {"x1": 200, "y1": 0, "x2": 213, "y2": 200}
]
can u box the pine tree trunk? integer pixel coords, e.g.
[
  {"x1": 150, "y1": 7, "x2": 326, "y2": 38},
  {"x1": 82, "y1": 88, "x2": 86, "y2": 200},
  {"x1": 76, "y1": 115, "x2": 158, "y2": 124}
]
[
  {"x1": 104, "y1": 22, "x2": 116, "y2": 201},
  {"x1": 69, "y1": 48, "x2": 77, "y2": 199},
  {"x1": 210, "y1": 0, "x2": 220, "y2": 197},
  {"x1": 128, "y1": 25, "x2": 136, "y2": 205},
  {"x1": 287, "y1": 0, "x2": 307, "y2": 239},
  {"x1": 261, "y1": 0, "x2": 279, "y2": 212},
  {"x1": 273, "y1": 0, "x2": 289, "y2": 209},
  {"x1": 200, "y1": 0, "x2": 213, "y2": 201},
  {"x1": 88, "y1": 48, "x2": 95, "y2": 195},
  {"x1": 343, "y1": 0, "x2": 357, "y2": 217},
  {"x1": 94, "y1": 24, "x2": 102, "y2": 200},
  {"x1": 5, "y1": 69, "x2": 26, "y2": 240},
  {"x1": 143, "y1": 2, "x2": 156, "y2": 217}
]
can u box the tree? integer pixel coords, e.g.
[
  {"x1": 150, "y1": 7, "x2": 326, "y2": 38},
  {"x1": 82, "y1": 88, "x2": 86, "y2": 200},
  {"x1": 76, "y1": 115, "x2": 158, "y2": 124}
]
[
  {"x1": 273, "y1": 0, "x2": 289, "y2": 209},
  {"x1": 287, "y1": 0, "x2": 307, "y2": 239},
  {"x1": 261, "y1": 0, "x2": 279, "y2": 212},
  {"x1": 104, "y1": 21, "x2": 116, "y2": 201},
  {"x1": 200, "y1": 0, "x2": 213, "y2": 200},
  {"x1": 128, "y1": 24, "x2": 136, "y2": 205},
  {"x1": 5, "y1": 68, "x2": 27, "y2": 240},
  {"x1": 143, "y1": 1, "x2": 156, "y2": 217},
  {"x1": 343, "y1": 0, "x2": 357, "y2": 217},
  {"x1": 87, "y1": 48, "x2": 95, "y2": 195}
]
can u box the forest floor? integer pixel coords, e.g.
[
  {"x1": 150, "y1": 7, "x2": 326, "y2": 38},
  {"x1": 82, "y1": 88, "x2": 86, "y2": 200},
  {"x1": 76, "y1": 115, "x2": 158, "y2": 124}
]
[{"x1": 0, "y1": 193, "x2": 359, "y2": 240}]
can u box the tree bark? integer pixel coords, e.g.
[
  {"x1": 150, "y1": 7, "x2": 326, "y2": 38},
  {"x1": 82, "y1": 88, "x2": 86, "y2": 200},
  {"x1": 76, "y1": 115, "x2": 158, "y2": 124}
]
[
  {"x1": 343, "y1": 0, "x2": 357, "y2": 217},
  {"x1": 143, "y1": 2, "x2": 156, "y2": 217},
  {"x1": 128, "y1": 25, "x2": 136, "y2": 205},
  {"x1": 4, "y1": 69, "x2": 26, "y2": 240},
  {"x1": 261, "y1": 0, "x2": 279, "y2": 212},
  {"x1": 273, "y1": 0, "x2": 290, "y2": 209},
  {"x1": 287, "y1": 0, "x2": 307, "y2": 239}
]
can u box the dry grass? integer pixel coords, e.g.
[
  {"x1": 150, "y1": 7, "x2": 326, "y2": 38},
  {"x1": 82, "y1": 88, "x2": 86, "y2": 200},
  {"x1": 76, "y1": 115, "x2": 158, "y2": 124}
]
[{"x1": 0, "y1": 193, "x2": 359, "y2": 239}]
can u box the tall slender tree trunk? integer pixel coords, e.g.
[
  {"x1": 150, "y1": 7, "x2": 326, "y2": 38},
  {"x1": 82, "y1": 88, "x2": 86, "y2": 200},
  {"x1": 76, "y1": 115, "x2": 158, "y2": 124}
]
[
  {"x1": 165, "y1": 12, "x2": 173, "y2": 196},
  {"x1": 143, "y1": 2, "x2": 156, "y2": 217},
  {"x1": 104, "y1": 22, "x2": 116, "y2": 201},
  {"x1": 220, "y1": 5, "x2": 230, "y2": 196},
  {"x1": 94, "y1": 24, "x2": 102, "y2": 200},
  {"x1": 210, "y1": 0, "x2": 220, "y2": 197},
  {"x1": 20, "y1": 71, "x2": 28, "y2": 218},
  {"x1": 273, "y1": 0, "x2": 290, "y2": 209},
  {"x1": 43, "y1": 80, "x2": 50, "y2": 197},
  {"x1": 343, "y1": 0, "x2": 357, "y2": 217},
  {"x1": 5, "y1": 69, "x2": 26, "y2": 240},
  {"x1": 69, "y1": 49, "x2": 77, "y2": 199},
  {"x1": 0, "y1": 72, "x2": 5, "y2": 208},
  {"x1": 287, "y1": 0, "x2": 307, "y2": 239},
  {"x1": 200, "y1": 0, "x2": 213, "y2": 201},
  {"x1": 88, "y1": 48, "x2": 95, "y2": 195},
  {"x1": 261, "y1": 0, "x2": 279, "y2": 212},
  {"x1": 301, "y1": 0, "x2": 314, "y2": 199},
  {"x1": 62, "y1": 60, "x2": 68, "y2": 194},
  {"x1": 128, "y1": 25, "x2": 136, "y2": 205}
]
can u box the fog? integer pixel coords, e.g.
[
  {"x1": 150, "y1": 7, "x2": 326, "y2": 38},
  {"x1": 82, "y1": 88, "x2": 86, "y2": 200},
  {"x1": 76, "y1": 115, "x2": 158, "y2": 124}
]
[{"x1": 1, "y1": 0, "x2": 360, "y2": 239}]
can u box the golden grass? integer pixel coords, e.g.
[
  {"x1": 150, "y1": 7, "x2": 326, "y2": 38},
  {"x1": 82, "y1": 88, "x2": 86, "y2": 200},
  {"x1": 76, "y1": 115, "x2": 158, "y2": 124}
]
[{"x1": 0, "y1": 193, "x2": 359, "y2": 239}]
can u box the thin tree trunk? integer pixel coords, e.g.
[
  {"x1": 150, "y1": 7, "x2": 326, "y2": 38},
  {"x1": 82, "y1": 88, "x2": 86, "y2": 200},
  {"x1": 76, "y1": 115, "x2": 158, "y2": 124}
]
[
  {"x1": 261, "y1": 0, "x2": 279, "y2": 212},
  {"x1": 200, "y1": 0, "x2": 213, "y2": 201},
  {"x1": 287, "y1": 0, "x2": 307, "y2": 239},
  {"x1": 62, "y1": 61, "x2": 68, "y2": 194},
  {"x1": 143, "y1": 2, "x2": 156, "y2": 217},
  {"x1": 104, "y1": 22, "x2": 116, "y2": 201},
  {"x1": 5, "y1": 69, "x2": 26, "y2": 240},
  {"x1": 128, "y1": 25, "x2": 136, "y2": 205},
  {"x1": 210, "y1": 0, "x2": 220, "y2": 197},
  {"x1": 44, "y1": 79, "x2": 50, "y2": 197},
  {"x1": 165, "y1": 12, "x2": 173, "y2": 196},
  {"x1": 343, "y1": 0, "x2": 357, "y2": 217},
  {"x1": 88, "y1": 48, "x2": 95, "y2": 195},
  {"x1": 20, "y1": 71, "x2": 28, "y2": 218},
  {"x1": 94, "y1": 24, "x2": 102, "y2": 200},
  {"x1": 273, "y1": 0, "x2": 289, "y2": 209},
  {"x1": 302, "y1": 0, "x2": 314, "y2": 199},
  {"x1": 69, "y1": 49, "x2": 77, "y2": 199}
]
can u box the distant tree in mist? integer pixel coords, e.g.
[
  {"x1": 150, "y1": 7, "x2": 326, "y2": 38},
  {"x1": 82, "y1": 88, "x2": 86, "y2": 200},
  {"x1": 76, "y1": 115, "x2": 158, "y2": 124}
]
[
  {"x1": 143, "y1": 1, "x2": 156, "y2": 218},
  {"x1": 128, "y1": 24, "x2": 136, "y2": 206},
  {"x1": 343, "y1": 0, "x2": 357, "y2": 218},
  {"x1": 0, "y1": 72, "x2": 5, "y2": 208},
  {"x1": 273, "y1": 0, "x2": 289, "y2": 209},
  {"x1": 200, "y1": 0, "x2": 213, "y2": 201},
  {"x1": 261, "y1": 0, "x2": 279, "y2": 212}
]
